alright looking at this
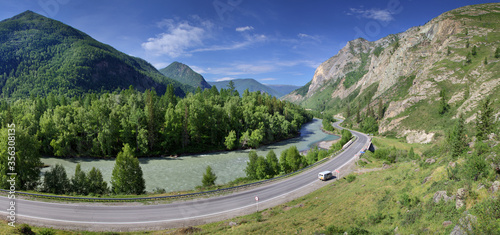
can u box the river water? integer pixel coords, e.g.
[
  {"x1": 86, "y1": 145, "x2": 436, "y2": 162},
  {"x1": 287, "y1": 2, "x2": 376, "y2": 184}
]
[{"x1": 41, "y1": 118, "x2": 338, "y2": 193}]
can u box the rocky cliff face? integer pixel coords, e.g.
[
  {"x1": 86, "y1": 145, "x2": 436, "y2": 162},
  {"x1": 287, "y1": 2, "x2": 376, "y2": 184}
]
[{"x1": 284, "y1": 3, "x2": 500, "y2": 143}]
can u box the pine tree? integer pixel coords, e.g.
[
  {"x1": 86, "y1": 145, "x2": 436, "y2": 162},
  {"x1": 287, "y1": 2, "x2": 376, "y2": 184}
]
[
  {"x1": 111, "y1": 144, "x2": 145, "y2": 195},
  {"x1": 202, "y1": 166, "x2": 217, "y2": 187},
  {"x1": 407, "y1": 147, "x2": 416, "y2": 160},
  {"x1": 448, "y1": 114, "x2": 468, "y2": 158},
  {"x1": 87, "y1": 167, "x2": 108, "y2": 195},
  {"x1": 476, "y1": 97, "x2": 493, "y2": 141},
  {"x1": 227, "y1": 80, "x2": 236, "y2": 95},
  {"x1": 356, "y1": 106, "x2": 361, "y2": 123},
  {"x1": 438, "y1": 89, "x2": 450, "y2": 115},
  {"x1": 71, "y1": 163, "x2": 88, "y2": 195},
  {"x1": 495, "y1": 47, "x2": 500, "y2": 58},
  {"x1": 471, "y1": 45, "x2": 477, "y2": 56},
  {"x1": 465, "y1": 52, "x2": 472, "y2": 64},
  {"x1": 43, "y1": 164, "x2": 70, "y2": 194},
  {"x1": 378, "y1": 99, "x2": 384, "y2": 120}
]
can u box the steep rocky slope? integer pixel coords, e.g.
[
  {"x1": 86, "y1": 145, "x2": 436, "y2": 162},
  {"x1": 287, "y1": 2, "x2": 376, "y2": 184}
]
[{"x1": 285, "y1": 3, "x2": 500, "y2": 143}]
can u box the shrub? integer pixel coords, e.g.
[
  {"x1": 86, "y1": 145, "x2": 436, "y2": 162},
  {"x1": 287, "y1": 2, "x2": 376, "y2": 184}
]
[
  {"x1": 39, "y1": 228, "x2": 56, "y2": 235},
  {"x1": 402, "y1": 208, "x2": 422, "y2": 225},
  {"x1": 346, "y1": 174, "x2": 356, "y2": 183},
  {"x1": 471, "y1": 196, "x2": 500, "y2": 233},
  {"x1": 319, "y1": 224, "x2": 345, "y2": 235},
  {"x1": 16, "y1": 224, "x2": 34, "y2": 235},
  {"x1": 399, "y1": 193, "x2": 420, "y2": 208},
  {"x1": 368, "y1": 212, "x2": 387, "y2": 225}
]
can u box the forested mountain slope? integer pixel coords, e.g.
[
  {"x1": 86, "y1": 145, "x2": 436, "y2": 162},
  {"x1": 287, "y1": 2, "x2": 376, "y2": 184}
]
[
  {"x1": 0, "y1": 11, "x2": 193, "y2": 98},
  {"x1": 285, "y1": 3, "x2": 500, "y2": 143},
  {"x1": 159, "y1": 62, "x2": 211, "y2": 90}
]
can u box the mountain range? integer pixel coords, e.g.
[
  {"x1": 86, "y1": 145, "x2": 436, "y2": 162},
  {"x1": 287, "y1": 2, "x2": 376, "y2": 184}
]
[
  {"x1": 209, "y1": 78, "x2": 299, "y2": 97},
  {"x1": 284, "y1": 3, "x2": 500, "y2": 143},
  {"x1": 0, "y1": 10, "x2": 193, "y2": 98}
]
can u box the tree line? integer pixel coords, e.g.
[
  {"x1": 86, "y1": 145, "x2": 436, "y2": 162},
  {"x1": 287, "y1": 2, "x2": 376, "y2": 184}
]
[
  {"x1": 245, "y1": 145, "x2": 333, "y2": 181},
  {"x1": 0, "y1": 86, "x2": 312, "y2": 194},
  {"x1": 0, "y1": 85, "x2": 312, "y2": 158},
  {"x1": 41, "y1": 143, "x2": 145, "y2": 195}
]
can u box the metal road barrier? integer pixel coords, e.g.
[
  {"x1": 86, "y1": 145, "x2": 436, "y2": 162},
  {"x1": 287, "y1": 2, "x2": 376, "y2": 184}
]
[{"x1": 0, "y1": 137, "x2": 364, "y2": 202}]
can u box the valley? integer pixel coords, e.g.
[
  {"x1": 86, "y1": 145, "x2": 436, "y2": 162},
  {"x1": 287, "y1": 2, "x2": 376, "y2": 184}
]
[{"x1": 0, "y1": 1, "x2": 499, "y2": 234}]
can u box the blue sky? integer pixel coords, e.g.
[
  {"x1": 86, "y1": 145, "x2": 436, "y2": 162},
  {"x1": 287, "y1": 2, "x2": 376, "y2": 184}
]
[{"x1": 1, "y1": 0, "x2": 497, "y2": 86}]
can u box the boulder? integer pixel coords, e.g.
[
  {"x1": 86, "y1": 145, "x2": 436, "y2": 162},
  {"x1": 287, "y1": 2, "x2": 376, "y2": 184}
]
[
  {"x1": 442, "y1": 221, "x2": 452, "y2": 227},
  {"x1": 433, "y1": 191, "x2": 454, "y2": 203},
  {"x1": 229, "y1": 221, "x2": 238, "y2": 227},
  {"x1": 489, "y1": 181, "x2": 500, "y2": 194},
  {"x1": 422, "y1": 176, "x2": 432, "y2": 184},
  {"x1": 450, "y1": 213, "x2": 477, "y2": 235},
  {"x1": 450, "y1": 225, "x2": 465, "y2": 235},
  {"x1": 425, "y1": 158, "x2": 436, "y2": 164},
  {"x1": 456, "y1": 188, "x2": 467, "y2": 209}
]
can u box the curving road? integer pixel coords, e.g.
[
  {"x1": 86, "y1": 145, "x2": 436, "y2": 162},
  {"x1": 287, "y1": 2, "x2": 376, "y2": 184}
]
[{"x1": 0, "y1": 121, "x2": 370, "y2": 231}]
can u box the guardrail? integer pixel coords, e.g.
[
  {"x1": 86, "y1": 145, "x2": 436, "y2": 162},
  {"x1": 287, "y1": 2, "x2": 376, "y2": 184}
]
[{"x1": 0, "y1": 136, "x2": 359, "y2": 202}]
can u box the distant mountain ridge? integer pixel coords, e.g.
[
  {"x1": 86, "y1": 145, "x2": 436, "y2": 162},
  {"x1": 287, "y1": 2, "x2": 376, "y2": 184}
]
[
  {"x1": 209, "y1": 78, "x2": 285, "y2": 97},
  {"x1": 266, "y1": 84, "x2": 301, "y2": 97},
  {"x1": 159, "y1": 62, "x2": 211, "y2": 89},
  {"x1": 0, "y1": 10, "x2": 193, "y2": 98}
]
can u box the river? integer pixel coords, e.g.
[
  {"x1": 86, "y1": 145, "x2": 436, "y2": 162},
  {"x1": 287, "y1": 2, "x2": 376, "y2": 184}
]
[{"x1": 41, "y1": 118, "x2": 338, "y2": 193}]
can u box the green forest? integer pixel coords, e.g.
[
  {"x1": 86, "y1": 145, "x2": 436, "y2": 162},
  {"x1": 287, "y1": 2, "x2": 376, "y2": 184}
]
[
  {"x1": 0, "y1": 85, "x2": 312, "y2": 158},
  {"x1": 0, "y1": 85, "x2": 312, "y2": 193}
]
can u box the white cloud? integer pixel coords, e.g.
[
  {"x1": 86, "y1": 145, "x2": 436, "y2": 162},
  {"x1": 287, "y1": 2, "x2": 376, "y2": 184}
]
[
  {"x1": 297, "y1": 33, "x2": 322, "y2": 44},
  {"x1": 152, "y1": 62, "x2": 171, "y2": 69},
  {"x1": 215, "y1": 77, "x2": 235, "y2": 82},
  {"x1": 189, "y1": 65, "x2": 207, "y2": 74},
  {"x1": 349, "y1": 8, "x2": 395, "y2": 22},
  {"x1": 204, "y1": 63, "x2": 275, "y2": 76},
  {"x1": 198, "y1": 59, "x2": 320, "y2": 78},
  {"x1": 260, "y1": 78, "x2": 277, "y2": 81},
  {"x1": 192, "y1": 34, "x2": 267, "y2": 53},
  {"x1": 142, "y1": 19, "x2": 209, "y2": 58},
  {"x1": 275, "y1": 59, "x2": 320, "y2": 69},
  {"x1": 236, "y1": 26, "x2": 254, "y2": 32}
]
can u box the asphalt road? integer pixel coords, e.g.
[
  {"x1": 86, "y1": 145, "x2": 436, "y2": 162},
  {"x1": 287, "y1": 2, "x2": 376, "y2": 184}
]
[{"x1": 0, "y1": 121, "x2": 370, "y2": 230}]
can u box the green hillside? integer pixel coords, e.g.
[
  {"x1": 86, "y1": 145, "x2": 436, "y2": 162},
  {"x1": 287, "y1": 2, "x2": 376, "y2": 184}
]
[
  {"x1": 159, "y1": 61, "x2": 211, "y2": 89},
  {"x1": 0, "y1": 11, "x2": 193, "y2": 98},
  {"x1": 209, "y1": 79, "x2": 282, "y2": 98}
]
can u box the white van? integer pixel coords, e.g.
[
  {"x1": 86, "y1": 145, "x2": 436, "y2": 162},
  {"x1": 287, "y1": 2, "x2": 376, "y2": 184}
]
[{"x1": 318, "y1": 171, "x2": 333, "y2": 181}]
